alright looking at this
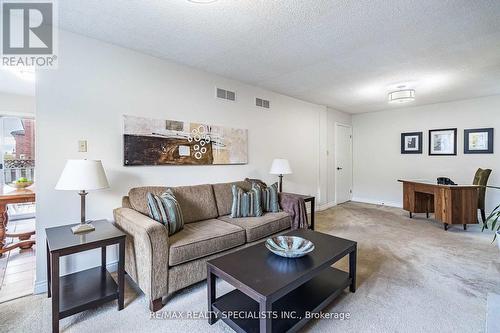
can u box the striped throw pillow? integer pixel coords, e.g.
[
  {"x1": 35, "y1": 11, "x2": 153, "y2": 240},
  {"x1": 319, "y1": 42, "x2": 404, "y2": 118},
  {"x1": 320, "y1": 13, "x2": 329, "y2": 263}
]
[
  {"x1": 146, "y1": 189, "x2": 184, "y2": 235},
  {"x1": 230, "y1": 185, "x2": 263, "y2": 218},
  {"x1": 254, "y1": 182, "x2": 280, "y2": 213}
]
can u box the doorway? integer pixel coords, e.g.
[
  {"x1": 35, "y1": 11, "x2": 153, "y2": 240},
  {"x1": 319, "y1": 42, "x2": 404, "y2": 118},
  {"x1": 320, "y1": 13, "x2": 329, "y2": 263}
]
[
  {"x1": 0, "y1": 116, "x2": 36, "y2": 302},
  {"x1": 335, "y1": 123, "x2": 353, "y2": 204}
]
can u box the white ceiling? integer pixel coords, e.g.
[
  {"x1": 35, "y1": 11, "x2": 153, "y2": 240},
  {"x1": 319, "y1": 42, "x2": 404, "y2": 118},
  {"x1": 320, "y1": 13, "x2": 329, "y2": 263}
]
[{"x1": 57, "y1": 0, "x2": 500, "y2": 113}]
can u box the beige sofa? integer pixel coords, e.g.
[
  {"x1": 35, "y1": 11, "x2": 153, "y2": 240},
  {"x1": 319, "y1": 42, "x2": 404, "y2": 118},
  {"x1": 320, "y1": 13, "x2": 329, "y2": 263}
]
[{"x1": 113, "y1": 181, "x2": 292, "y2": 311}]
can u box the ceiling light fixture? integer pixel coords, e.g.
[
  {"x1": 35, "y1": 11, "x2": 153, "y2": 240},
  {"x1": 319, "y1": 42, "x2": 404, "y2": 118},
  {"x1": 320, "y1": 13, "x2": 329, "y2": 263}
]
[
  {"x1": 388, "y1": 86, "x2": 415, "y2": 104},
  {"x1": 187, "y1": 0, "x2": 218, "y2": 3}
]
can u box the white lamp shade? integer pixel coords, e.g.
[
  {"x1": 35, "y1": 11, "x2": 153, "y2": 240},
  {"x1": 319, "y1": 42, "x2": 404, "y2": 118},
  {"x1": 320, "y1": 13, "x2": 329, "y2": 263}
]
[
  {"x1": 55, "y1": 160, "x2": 109, "y2": 191},
  {"x1": 269, "y1": 159, "x2": 292, "y2": 175}
]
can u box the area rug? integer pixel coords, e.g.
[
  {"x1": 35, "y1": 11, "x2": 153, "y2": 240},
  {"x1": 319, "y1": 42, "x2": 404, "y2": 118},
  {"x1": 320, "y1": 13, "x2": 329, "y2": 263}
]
[{"x1": 1, "y1": 202, "x2": 499, "y2": 332}]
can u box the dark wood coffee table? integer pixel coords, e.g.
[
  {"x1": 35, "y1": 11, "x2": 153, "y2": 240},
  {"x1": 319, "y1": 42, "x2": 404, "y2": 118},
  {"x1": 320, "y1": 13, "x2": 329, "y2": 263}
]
[{"x1": 207, "y1": 229, "x2": 357, "y2": 333}]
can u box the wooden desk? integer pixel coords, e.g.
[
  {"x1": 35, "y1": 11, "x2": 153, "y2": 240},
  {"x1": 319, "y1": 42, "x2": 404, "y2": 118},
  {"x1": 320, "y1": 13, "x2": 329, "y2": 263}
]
[
  {"x1": 0, "y1": 185, "x2": 36, "y2": 256},
  {"x1": 398, "y1": 180, "x2": 479, "y2": 231}
]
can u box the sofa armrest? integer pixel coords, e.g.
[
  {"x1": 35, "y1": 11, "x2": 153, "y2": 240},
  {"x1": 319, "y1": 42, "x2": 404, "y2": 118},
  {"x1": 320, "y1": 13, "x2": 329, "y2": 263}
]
[{"x1": 113, "y1": 207, "x2": 169, "y2": 303}]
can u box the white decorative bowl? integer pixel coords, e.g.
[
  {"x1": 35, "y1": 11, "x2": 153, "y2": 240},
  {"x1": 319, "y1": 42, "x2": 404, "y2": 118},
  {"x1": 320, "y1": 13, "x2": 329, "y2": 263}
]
[{"x1": 265, "y1": 236, "x2": 314, "y2": 258}]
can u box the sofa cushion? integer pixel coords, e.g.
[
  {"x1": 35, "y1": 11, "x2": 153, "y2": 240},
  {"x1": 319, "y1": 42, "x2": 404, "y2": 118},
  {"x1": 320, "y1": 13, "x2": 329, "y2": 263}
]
[
  {"x1": 168, "y1": 219, "x2": 246, "y2": 266},
  {"x1": 218, "y1": 212, "x2": 291, "y2": 242},
  {"x1": 170, "y1": 185, "x2": 219, "y2": 223},
  {"x1": 212, "y1": 181, "x2": 251, "y2": 216},
  {"x1": 129, "y1": 184, "x2": 218, "y2": 223},
  {"x1": 129, "y1": 186, "x2": 167, "y2": 216}
]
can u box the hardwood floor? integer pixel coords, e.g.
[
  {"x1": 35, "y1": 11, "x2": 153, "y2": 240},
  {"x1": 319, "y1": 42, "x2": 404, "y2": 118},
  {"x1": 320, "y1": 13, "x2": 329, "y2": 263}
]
[{"x1": 0, "y1": 218, "x2": 36, "y2": 303}]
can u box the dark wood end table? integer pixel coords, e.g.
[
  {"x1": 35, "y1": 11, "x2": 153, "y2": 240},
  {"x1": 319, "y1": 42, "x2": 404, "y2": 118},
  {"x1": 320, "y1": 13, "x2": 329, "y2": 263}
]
[
  {"x1": 207, "y1": 229, "x2": 356, "y2": 333},
  {"x1": 46, "y1": 220, "x2": 126, "y2": 333}
]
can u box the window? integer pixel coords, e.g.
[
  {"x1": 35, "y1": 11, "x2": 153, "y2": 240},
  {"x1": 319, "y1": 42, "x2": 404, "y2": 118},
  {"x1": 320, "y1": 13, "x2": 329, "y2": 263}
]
[{"x1": 0, "y1": 116, "x2": 35, "y2": 184}]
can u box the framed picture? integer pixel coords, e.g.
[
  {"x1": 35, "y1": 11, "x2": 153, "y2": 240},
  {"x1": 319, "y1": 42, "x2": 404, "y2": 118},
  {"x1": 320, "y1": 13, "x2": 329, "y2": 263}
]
[
  {"x1": 429, "y1": 128, "x2": 457, "y2": 156},
  {"x1": 401, "y1": 132, "x2": 422, "y2": 154},
  {"x1": 123, "y1": 115, "x2": 248, "y2": 166},
  {"x1": 464, "y1": 128, "x2": 494, "y2": 154}
]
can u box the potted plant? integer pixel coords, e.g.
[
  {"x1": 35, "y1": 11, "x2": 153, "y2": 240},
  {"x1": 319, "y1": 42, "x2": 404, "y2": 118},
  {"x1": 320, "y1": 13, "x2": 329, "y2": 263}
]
[{"x1": 483, "y1": 203, "x2": 500, "y2": 250}]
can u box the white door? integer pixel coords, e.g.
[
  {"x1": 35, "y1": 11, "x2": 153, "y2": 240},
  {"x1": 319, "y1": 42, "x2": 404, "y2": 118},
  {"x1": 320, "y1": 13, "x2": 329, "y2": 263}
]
[{"x1": 335, "y1": 124, "x2": 353, "y2": 204}]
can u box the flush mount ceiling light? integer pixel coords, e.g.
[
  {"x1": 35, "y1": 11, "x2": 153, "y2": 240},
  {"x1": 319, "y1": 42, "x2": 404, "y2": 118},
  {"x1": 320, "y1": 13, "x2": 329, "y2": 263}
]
[
  {"x1": 187, "y1": 0, "x2": 218, "y2": 3},
  {"x1": 388, "y1": 86, "x2": 415, "y2": 104}
]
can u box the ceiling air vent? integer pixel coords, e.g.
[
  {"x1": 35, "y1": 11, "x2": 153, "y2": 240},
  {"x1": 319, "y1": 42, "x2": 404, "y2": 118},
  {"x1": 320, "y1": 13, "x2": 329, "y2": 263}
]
[
  {"x1": 256, "y1": 98, "x2": 270, "y2": 109},
  {"x1": 216, "y1": 87, "x2": 236, "y2": 101}
]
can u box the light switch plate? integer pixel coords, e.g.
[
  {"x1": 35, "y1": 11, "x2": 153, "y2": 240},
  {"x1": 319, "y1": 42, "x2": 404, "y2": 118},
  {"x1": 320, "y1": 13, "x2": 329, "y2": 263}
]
[{"x1": 78, "y1": 140, "x2": 87, "y2": 152}]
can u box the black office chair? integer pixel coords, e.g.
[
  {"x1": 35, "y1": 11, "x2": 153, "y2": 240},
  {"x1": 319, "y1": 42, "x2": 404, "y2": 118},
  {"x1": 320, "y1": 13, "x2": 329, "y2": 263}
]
[{"x1": 473, "y1": 168, "x2": 492, "y2": 226}]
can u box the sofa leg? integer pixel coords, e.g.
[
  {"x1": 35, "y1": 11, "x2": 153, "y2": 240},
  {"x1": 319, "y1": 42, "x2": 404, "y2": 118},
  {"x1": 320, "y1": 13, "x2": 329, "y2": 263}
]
[{"x1": 150, "y1": 298, "x2": 163, "y2": 312}]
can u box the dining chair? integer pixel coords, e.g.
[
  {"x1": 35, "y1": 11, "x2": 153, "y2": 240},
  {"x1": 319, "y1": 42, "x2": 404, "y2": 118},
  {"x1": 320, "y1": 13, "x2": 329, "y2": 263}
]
[{"x1": 473, "y1": 168, "x2": 492, "y2": 225}]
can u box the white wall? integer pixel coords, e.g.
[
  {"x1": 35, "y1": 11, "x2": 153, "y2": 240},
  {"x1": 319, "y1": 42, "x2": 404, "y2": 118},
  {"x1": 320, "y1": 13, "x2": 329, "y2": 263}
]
[
  {"x1": 352, "y1": 95, "x2": 500, "y2": 210},
  {"x1": 35, "y1": 31, "x2": 328, "y2": 291},
  {"x1": 0, "y1": 92, "x2": 35, "y2": 116}
]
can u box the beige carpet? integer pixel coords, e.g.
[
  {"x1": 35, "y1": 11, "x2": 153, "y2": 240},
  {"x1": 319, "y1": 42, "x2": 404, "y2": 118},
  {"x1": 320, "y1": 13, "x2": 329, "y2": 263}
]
[{"x1": 1, "y1": 202, "x2": 499, "y2": 333}]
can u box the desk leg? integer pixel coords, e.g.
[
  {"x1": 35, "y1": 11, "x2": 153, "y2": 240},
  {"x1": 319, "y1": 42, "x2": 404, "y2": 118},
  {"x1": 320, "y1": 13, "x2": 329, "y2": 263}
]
[
  {"x1": 349, "y1": 246, "x2": 357, "y2": 293},
  {"x1": 310, "y1": 197, "x2": 315, "y2": 230},
  {"x1": 46, "y1": 240, "x2": 51, "y2": 298},
  {"x1": 425, "y1": 195, "x2": 432, "y2": 218},
  {"x1": 259, "y1": 299, "x2": 272, "y2": 333},
  {"x1": 118, "y1": 239, "x2": 125, "y2": 310},
  {"x1": 207, "y1": 267, "x2": 217, "y2": 325},
  {"x1": 51, "y1": 252, "x2": 60, "y2": 333},
  {"x1": 409, "y1": 212, "x2": 413, "y2": 219}
]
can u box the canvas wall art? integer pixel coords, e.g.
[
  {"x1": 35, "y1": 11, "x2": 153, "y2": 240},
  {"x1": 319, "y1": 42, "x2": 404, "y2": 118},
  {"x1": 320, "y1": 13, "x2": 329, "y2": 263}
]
[{"x1": 123, "y1": 115, "x2": 248, "y2": 166}]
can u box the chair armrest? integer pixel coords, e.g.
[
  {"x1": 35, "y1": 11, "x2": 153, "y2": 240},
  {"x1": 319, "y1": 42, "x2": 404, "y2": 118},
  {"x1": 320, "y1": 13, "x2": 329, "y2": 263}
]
[{"x1": 113, "y1": 207, "x2": 169, "y2": 303}]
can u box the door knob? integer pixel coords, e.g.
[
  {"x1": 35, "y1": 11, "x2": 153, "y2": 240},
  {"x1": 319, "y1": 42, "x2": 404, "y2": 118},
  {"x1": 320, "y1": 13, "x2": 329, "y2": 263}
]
[{"x1": 337, "y1": 167, "x2": 343, "y2": 170}]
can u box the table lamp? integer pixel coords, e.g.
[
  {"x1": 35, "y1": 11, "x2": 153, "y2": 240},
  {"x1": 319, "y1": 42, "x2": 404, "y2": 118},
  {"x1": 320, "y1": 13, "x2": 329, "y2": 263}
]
[
  {"x1": 269, "y1": 158, "x2": 292, "y2": 192},
  {"x1": 55, "y1": 159, "x2": 109, "y2": 234}
]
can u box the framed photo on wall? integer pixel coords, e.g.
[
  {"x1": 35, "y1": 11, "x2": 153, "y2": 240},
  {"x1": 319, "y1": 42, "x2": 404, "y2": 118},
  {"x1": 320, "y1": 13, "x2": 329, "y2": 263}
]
[
  {"x1": 401, "y1": 132, "x2": 423, "y2": 154},
  {"x1": 429, "y1": 128, "x2": 457, "y2": 156},
  {"x1": 464, "y1": 128, "x2": 494, "y2": 154}
]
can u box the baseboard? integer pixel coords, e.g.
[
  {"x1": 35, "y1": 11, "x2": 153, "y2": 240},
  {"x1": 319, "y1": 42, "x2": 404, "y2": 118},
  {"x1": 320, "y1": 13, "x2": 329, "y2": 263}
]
[
  {"x1": 351, "y1": 197, "x2": 402, "y2": 208},
  {"x1": 317, "y1": 202, "x2": 336, "y2": 211},
  {"x1": 33, "y1": 280, "x2": 46, "y2": 294},
  {"x1": 34, "y1": 261, "x2": 119, "y2": 295}
]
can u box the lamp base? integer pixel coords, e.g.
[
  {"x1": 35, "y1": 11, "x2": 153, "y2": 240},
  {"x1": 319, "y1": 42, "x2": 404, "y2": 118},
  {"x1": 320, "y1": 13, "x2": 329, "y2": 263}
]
[{"x1": 71, "y1": 223, "x2": 95, "y2": 234}]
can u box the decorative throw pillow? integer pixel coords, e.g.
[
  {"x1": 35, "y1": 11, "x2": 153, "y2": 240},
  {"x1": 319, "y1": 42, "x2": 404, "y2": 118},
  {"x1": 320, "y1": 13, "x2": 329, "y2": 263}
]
[
  {"x1": 244, "y1": 177, "x2": 268, "y2": 189},
  {"x1": 230, "y1": 185, "x2": 263, "y2": 218},
  {"x1": 146, "y1": 189, "x2": 184, "y2": 235},
  {"x1": 254, "y1": 182, "x2": 280, "y2": 213}
]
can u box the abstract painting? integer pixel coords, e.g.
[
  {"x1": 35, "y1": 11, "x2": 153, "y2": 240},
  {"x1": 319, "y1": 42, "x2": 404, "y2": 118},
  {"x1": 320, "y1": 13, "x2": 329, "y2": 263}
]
[{"x1": 123, "y1": 115, "x2": 248, "y2": 166}]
